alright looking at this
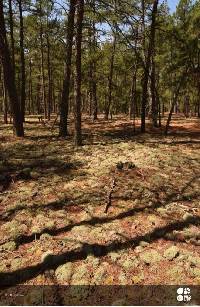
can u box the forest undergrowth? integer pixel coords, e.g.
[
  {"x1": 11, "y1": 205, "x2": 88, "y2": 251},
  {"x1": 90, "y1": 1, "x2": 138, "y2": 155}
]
[{"x1": 0, "y1": 115, "x2": 200, "y2": 303}]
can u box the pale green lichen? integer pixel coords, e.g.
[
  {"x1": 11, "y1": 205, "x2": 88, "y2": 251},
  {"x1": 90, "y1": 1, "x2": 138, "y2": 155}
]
[
  {"x1": 140, "y1": 250, "x2": 163, "y2": 264},
  {"x1": 108, "y1": 252, "x2": 120, "y2": 262},
  {"x1": 0, "y1": 241, "x2": 16, "y2": 252},
  {"x1": 2, "y1": 221, "x2": 28, "y2": 239},
  {"x1": 55, "y1": 262, "x2": 73, "y2": 282},
  {"x1": 118, "y1": 272, "x2": 128, "y2": 285},
  {"x1": 188, "y1": 256, "x2": 200, "y2": 268},
  {"x1": 11, "y1": 258, "x2": 23, "y2": 270},
  {"x1": 86, "y1": 255, "x2": 100, "y2": 268},
  {"x1": 71, "y1": 265, "x2": 90, "y2": 285},
  {"x1": 189, "y1": 268, "x2": 200, "y2": 277},
  {"x1": 92, "y1": 266, "x2": 107, "y2": 285},
  {"x1": 120, "y1": 257, "x2": 139, "y2": 270},
  {"x1": 164, "y1": 246, "x2": 179, "y2": 261}
]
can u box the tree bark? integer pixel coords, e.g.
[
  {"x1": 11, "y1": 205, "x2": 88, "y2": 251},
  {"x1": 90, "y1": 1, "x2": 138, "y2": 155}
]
[
  {"x1": 165, "y1": 76, "x2": 184, "y2": 135},
  {"x1": 8, "y1": 0, "x2": 15, "y2": 71},
  {"x1": 141, "y1": 0, "x2": 158, "y2": 133},
  {"x1": 39, "y1": 2, "x2": 47, "y2": 119},
  {"x1": 3, "y1": 78, "x2": 8, "y2": 124},
  {"x1": 0, "y1": 2, "x2": 24, "y2": 136},
  {"x1": 74, "y1": 0, "x2": 84, "y2": 146},
  {"x1": 91, "y1": 0, "x2": 98, "y2": 121},
  {"x1": 28, "y1": 59, "x2": 33, "y2": 115},
  {"x1": 151, "y1": 56, "x2": 158, "y2": 127},
  {"x1": 130, "y1": 65, "x2": 137, "y2": 118},
  {"x1": 46, "y1": 32, "x2": 52, "y2": 121},
  {"x1": 1, "y1": 67, "x2": 8, "y2": 124},
  {"x1": 105, "y1": 34, "x2": 116, "y2": 120},
  {"x1": 18, "y1": 0, "x2": 26, "y2": 122},
  {"x1": 59, "y1": 0, "x2": 76, "y2": 137}
]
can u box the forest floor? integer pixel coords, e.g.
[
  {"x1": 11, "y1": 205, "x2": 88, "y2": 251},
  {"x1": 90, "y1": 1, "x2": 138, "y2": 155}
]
[{"x1": 0, "y1": 115, "x2": 200, "y2": 304}]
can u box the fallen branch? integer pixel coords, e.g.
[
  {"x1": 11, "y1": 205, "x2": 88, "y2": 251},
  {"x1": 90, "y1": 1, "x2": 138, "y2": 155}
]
[
  {"x1": 136, "y1": 169, "x2": 146, "y2": 181},
  {"x1": 104, "y1": 177, "x2": 117, "y2": 213},
  {"x1": 50, "y1": 113, "x2": 59, "y2": 131}
]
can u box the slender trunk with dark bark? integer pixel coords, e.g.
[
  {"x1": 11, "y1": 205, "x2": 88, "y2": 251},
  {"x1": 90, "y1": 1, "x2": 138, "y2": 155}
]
[
  {"x1": 105, "y1": 34, "x2": 116, "y2": 120},
  {"x1": 18, "y1": 0, "x2": 26, "y2": 122},
  {"x1": 0, "y1": 2, "x2": 24, "y2": 136},
  {"x1": 28, "y1": 59, "x2": 33, "y2": 115},
  {"x1": 91, "y1": 0, "x2": 98, "y2": 121},
  {"x1": 74, "y1": 0, "x2": 84, "y2": 146},
  {"x1": 46, "y1": 32, "x2": 51, "y2": 121},
  {"x1": 165, "y1": 76, "x2": 184, "y2": 135},
  {"x1": 3, "y1": 79, "x2": 8, "y2": 124},
  {"x1": 151, "y1": 56, "x2": 158, "y2": 127},
  {"x1": 59, "y1": 0, "x2": 76, "y2": 137},
  {"x1": 141, "y1": 0, "x2": 158, "y2": 133},
  {"x1": 39, "y1": 3, "x2": 47, "y2": 119},
  {"x1": 8, "y1": 0, "x2": 15, "y2": 71},
  {"x1": 1, "y1": 67, "x2": 8, "y2": 124},
  {"x1": 130, "y1": 65, "x2": 137, "y2": 119}
]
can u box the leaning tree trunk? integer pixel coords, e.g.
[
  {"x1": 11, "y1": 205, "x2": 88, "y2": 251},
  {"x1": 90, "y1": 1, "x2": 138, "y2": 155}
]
[
  {"x1": 59, "y1": 0, "x2": 76, "y2": 137},
  {"x1": 18, "y1": 0, "x2": 26, "y2": 122},
  {"x1": 0, "y1": 2, "x2": 24, "y2": 136},
  {"x1": 74, "y1": 0, "x2": 84, "y2": 146}
]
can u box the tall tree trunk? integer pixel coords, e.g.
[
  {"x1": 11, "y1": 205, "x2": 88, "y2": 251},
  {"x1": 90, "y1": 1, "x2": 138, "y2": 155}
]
[
  {"x1": 59, "y1": 0, "x2": 76, "y2": 137},
  {"x1": 18, "y1": 0, "x2": 26, "y2": 122},
  {"x1": 130, "y1": 65, "x2": 137, "y2": 119},
  {"x1": 28, "y1": 59, "x2": 33, "y2": 115},
  {"x1": 3, "y1": 78, "x2": 8, "y2": 124},
  {"x1": 39, "y1": 2, "x2": 47, "y2": 119},
  {"x1": 141, "y1": 0, "x2": 146, "y2": 61},
  {"x1": 92, "y1": 73, "x2": 98, "y2": 120},
  {"x1": 198, "y1": 86, "x2": 200, "y2": 117},
  {"x1": 165, "y1": 76, "x2": 184, "y2": 135},
  {"x1": 52, "y1": 77, "x2": 56, "y2": 113},
  {"x1": 1, "y1": 67, "x2": 8, "y2": 124},
  {"x1": 141, "y1": 0, "x2": 158, "y2": 133},
  {"x1": 155, "y1": 86, "x2": 162, "y2": 127},
  {"x1": 46, "y1": 32, "x2": 51, "y2": 121},
  {"x1": 105, "y1": 34, "x2": 116, "y2": 120},
  {"x1": 151, "y1": 56, "x2": 158, "y2": 127},
  {"x1": 91, "y1": 0, "x2": 98, "y2": 121},
  {"x1": 74, "y1": 0, "x2": 84, "y2": 146},
  {"x1": 8, "y1": 0, "x2": 15, "y2": 70},
  {"x1": 0, "y1": 2, "x2": 24, "y2": 136},
  {"x1": 36, "y1": 74, "x2": 41, "y2": 114}
]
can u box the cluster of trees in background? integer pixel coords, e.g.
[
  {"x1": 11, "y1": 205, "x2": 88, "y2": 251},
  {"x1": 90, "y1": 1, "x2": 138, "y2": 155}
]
[{"x1": 0, "y1": 0, "x2": 200, "y2": 144}]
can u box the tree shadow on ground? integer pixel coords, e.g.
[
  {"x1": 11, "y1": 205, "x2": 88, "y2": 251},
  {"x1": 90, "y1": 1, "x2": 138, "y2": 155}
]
[
  {"x1": 1, "y1": 175, "x2": 199, "y2": 249},
  {"x1": 0, "y1": 214, "x2": 199, "y2": 287},
  {"x1": 1, "y1": 191, "x2": 105, "y2": 222},
  {"x1": 0, "y1": 138, "x2": 84, "y2": 193},
  {"x1": 0, "y1": 158, "x2": 82, "y2": 193},
  {"x1": 82, "y1": 116, "x2": 199, "y2": 145}
]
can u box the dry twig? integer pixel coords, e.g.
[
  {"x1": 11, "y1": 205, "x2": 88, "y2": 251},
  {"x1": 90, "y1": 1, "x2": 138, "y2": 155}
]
[{"x1": 104, "y1": 177, "x2": 117, "y2": 213}]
